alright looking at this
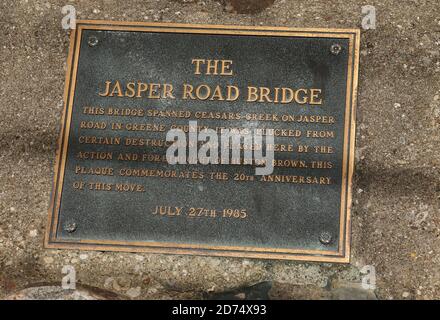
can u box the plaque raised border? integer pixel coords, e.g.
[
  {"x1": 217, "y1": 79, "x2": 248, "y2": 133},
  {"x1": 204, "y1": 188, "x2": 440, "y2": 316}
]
[{"x1": 45, "y1": 20, "x2": 360, "y2": 263}]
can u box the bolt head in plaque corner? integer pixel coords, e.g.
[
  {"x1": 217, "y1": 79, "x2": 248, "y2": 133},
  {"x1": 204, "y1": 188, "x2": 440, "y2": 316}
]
[
  {"x1": 319, "y1": 232, "x2": 332, "y2": 245},
  {"x1": 63, "y1": 221, "x2": 77, "y2": 233},
  {"x1": 330, "y1": 43, "x2": 342, "y2": 55},
  {"x1": 88, "y1": 35, "x2": 99, "y2": 47}
]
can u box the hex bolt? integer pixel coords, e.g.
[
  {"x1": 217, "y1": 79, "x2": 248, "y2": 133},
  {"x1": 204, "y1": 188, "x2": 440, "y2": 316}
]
[
  {"x1": 64, "y1": 222, "x2": 77, "y2": 233},
  {"x1": 88, "y1": 36, "x2": 99, "y2": 47},
  {"x1": 330, "y1": 43, "x2": 342, "y2": 55},
  {"x1": 319, "y1": 232, "x2": 332, "y2": 245}
]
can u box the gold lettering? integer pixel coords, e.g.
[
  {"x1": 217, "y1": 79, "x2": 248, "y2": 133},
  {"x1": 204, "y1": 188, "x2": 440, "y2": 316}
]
[
  {"x1": 98, "y1": 81, "x2": 111, "y2": 96},
  {"x1": 206, "y1": 59, "x2": 219, "y2": 75},
  {"x1": 136, "y1": 81, "x2": 148, "y2": 97},
  {"x1": 221, "y1": 60, "x2": 233, "y2": 75},
  {"x1": 191, "y1": 59, "x2": 205, "y2": 75},
  {"x1": 294, "y1": 88, "x2": 308, "y2": 104},
  {"x1": 247, "y1": 86, "x2": 258, "y2": 102},
  {"x1": 258, "y1": 87, "x2": 272, "y2": 103},
  {"x1": 125, "y1": 82, "x2": 136, "y2": 97},
  {"x1": 110, "y1": 80, "x2": 123, "y2": 97},
  {"x1": 182, "y1": 84, "x2": 195, "y2": 99},
  {"x1": 148, "y1": 83, "x2": 161, "y2": 99},
  {"x1": 309, "y1": 89, "x2": 322, "y2": 105},
  {"x1": 163, "y1": 83, "x2": 175, "y2": 99}
]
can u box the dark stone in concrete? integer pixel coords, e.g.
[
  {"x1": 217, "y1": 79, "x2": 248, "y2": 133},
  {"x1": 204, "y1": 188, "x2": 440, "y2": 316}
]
[
  {"x1": 206, "y1": 281, "x2": 272, "y2": 300},
  {"x1": 5, "y1": 284, "x2": 123, "y2": 300},
  {"x1": 222, "y1": 0, "x2": 275, "y2": 14}
]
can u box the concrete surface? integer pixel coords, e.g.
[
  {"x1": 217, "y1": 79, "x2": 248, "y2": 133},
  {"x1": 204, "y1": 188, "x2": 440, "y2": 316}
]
[{"x1": 0, "y1": 0, "x2": 439, "y2": 299}]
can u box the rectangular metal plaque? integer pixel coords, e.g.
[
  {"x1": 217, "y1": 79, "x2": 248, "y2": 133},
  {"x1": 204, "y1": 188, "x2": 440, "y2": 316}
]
[{"x1": 46, "y1": 21, "x2": 360, "y2": 263}]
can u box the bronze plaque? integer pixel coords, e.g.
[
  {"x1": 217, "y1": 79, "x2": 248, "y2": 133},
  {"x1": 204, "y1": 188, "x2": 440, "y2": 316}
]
[{"x1": 46, "y1": 21, "x2": 360, "y2": 263}]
